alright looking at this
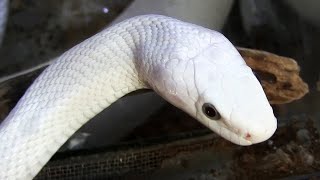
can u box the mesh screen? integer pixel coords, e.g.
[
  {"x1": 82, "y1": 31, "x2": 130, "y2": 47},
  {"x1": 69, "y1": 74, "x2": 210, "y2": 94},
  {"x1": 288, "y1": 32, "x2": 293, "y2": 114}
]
[{"x1": 35, "y1": 133, "x2": 217, "y2": 179}]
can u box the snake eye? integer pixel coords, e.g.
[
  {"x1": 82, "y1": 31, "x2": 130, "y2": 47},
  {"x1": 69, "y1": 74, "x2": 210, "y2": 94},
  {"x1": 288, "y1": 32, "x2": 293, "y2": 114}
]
[{"x1": 202, "y1": 103, "x2": 221, "y2": 120}]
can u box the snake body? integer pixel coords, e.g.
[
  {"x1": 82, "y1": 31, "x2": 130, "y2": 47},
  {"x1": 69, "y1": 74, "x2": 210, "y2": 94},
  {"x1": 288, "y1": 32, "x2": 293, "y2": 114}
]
[{"x1": 0, "y1": 15, "x2": 277, "y2": 179}]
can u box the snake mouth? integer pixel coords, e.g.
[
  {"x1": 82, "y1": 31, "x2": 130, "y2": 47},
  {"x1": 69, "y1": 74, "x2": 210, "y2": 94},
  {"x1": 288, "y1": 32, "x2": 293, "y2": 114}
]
[{"x1": 208, "y1": 120, "x2": 253, "y2": 146}]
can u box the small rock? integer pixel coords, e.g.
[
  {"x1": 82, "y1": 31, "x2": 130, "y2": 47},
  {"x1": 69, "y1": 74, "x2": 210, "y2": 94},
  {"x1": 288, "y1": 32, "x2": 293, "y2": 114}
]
[
  {"x1": 296, "y1": 129, "x2": 311, "y2": 146},
  {"x1": 299, "y1": 147, "x2": 314, "y2": 166}
]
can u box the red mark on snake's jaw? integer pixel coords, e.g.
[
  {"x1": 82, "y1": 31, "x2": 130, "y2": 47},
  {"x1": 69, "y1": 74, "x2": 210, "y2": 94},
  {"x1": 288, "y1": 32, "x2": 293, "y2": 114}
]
[{"x1": 245, "y1": 133, "x2": 251, "y2": 140}]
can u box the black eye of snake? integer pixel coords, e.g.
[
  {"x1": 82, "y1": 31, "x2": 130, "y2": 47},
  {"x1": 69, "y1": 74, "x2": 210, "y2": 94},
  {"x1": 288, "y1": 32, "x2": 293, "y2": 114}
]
[{"x1": 202, "y1": 103, "x2": 221, "y2": 120}]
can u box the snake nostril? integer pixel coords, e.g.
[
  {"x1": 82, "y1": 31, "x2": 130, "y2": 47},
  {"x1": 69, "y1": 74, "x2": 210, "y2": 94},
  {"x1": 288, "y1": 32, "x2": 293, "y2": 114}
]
[{"x1": 245, "y1": 133, "x2": 251, "y2": 140}]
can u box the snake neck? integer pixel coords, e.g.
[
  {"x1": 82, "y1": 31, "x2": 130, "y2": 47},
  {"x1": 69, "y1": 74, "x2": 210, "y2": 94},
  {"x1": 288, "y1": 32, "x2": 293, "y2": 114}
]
[{"x1": 0, "y1": 17, "x2": 155, "y2": 180}]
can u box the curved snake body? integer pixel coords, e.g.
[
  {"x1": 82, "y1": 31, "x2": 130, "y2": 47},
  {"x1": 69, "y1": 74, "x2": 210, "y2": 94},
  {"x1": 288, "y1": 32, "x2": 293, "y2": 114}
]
[{"x1": 0, "y1": 15, "x2": 277, "y2": 179}]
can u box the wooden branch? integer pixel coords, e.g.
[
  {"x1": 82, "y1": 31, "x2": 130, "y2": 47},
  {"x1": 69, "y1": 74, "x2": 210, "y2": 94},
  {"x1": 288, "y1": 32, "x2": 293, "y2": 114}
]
[{"x1": 237, "y1": 47, "x2": 309, "y2": 104}]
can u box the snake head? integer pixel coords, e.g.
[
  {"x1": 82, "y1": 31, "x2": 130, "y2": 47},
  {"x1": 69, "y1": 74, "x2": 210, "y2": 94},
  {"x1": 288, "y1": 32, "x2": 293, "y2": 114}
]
[
  {"x1": 149, "y1": 31, "x2": 276, "y2": 146},
  {"x1": 191, "y1": 34, "x2": 277, "y2": 146},
  {"x1": 142, "y1": 22, "x2": 277, "y2": 146},
  {"x1": 194, "y1": 63, "x2": 277, "y2": 146}
]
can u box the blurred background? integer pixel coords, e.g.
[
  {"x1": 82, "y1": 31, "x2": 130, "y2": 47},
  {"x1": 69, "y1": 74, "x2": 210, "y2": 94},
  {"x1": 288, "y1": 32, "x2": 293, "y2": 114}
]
[{"x1": 0, "y1": 0, "x2": 319, "y2": 179}]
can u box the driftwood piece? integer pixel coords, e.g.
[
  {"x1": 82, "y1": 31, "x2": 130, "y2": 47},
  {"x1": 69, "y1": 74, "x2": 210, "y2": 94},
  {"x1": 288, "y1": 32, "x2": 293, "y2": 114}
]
[
  {"x1": 0, "y1": 48, "x2": 309, "y2": 120},
  {"x1": 237, "y1": 47, "x2": 309, "y2": 104}
]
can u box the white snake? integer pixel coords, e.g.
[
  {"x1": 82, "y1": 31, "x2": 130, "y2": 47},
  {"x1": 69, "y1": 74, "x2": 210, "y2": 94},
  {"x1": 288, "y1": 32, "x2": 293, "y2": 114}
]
[{"x1": 0, "y1": 15, "x2": 277, "y2": 179}]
